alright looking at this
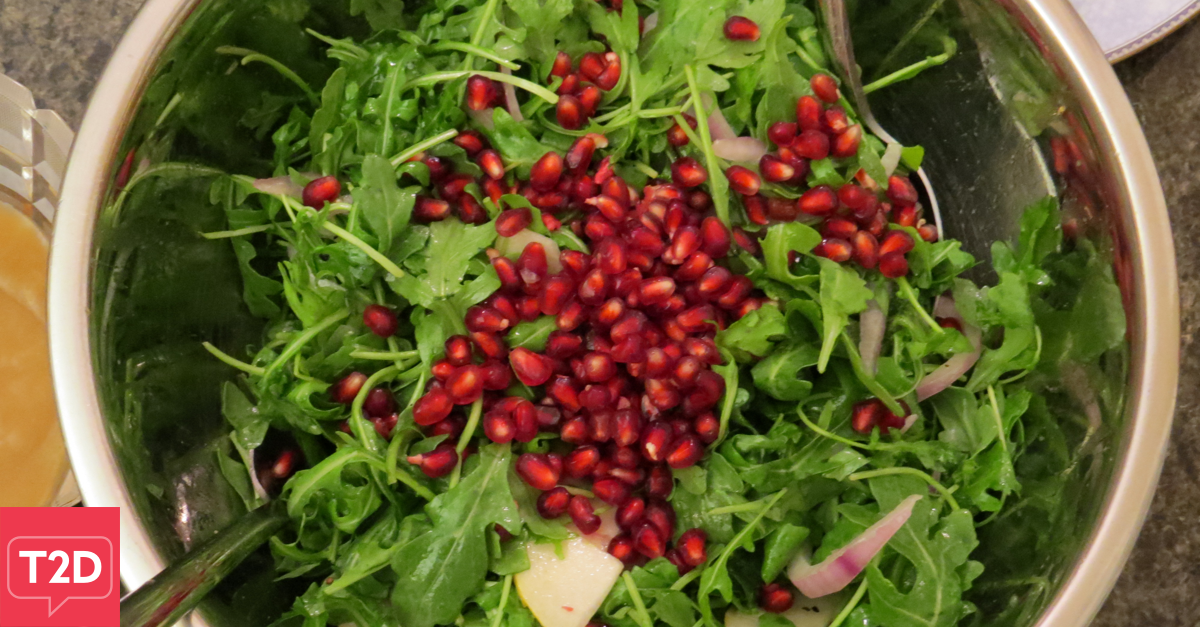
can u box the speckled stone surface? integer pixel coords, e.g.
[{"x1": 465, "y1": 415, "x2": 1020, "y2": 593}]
[{"x1": 2, "y1": 1, "x2": 1198, "y2": 624}]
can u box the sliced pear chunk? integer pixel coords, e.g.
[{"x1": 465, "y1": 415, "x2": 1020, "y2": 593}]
[{"x1": 515, "y1": 537, "x2": 624, "y2": 627}]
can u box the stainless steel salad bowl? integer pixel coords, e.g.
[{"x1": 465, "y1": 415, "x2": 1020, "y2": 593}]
[{"x1": 48, "y1": 0, "x2": 1178, "y2": 626}]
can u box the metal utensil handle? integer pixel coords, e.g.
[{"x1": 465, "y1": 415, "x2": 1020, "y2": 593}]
[
  {"x1": 119, "y1": 506, "x2": 288, "y2": 627},
  {"x1": 815, "y1": 0, "x2": 945, "y2": 236}
]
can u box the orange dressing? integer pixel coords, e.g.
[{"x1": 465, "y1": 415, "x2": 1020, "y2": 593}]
[{"x1": 0, "y1": 203, "x2": 68, "y2": 506}]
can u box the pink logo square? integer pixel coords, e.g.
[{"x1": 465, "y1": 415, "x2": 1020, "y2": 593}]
[{"x1": 0, "y1": 508, "x2": 120, "y2": 627}]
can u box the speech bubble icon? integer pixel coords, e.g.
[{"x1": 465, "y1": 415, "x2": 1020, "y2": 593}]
[{"x1": 6, "y1": 536, "x2": 114, "y2": 616}]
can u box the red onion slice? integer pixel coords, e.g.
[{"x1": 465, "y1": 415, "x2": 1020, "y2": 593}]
[
  {"x1": 712, "y1": 137, "x2": 767, "y2": 163},
  {"x1": 500, "y1": 67, "x2": 523, "y2": 122},
  {"x1": 859, "y1": 299, "x2": 885, "y2": 375},
  {"x1": 468, "y1": 108, "x2": 496, "y2": 130},
  {"x1": 252, "y1": 175, "x2": 303, "y2": 198},
  {"x1": 788, "y1": 494, "x2": 922, "y2": 598},
  {"x1": 916, "y1": 296, "x2": 982, "y2": 401},
  {"x1": 707, "y1": 105, "x2": 737, "y2": 141}
]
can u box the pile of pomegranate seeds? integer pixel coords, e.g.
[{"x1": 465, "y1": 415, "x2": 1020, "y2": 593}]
[
  {"x1": 404, "y1": 127, "x2": 782, "y2": 568},
  {"x1": 723, "y1": 73, "x2": 937, "y2": 278}
]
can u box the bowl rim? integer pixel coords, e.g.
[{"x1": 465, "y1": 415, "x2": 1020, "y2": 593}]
[{"x1": 47, "y1": 0, "x2": 1179, "y2": 624}]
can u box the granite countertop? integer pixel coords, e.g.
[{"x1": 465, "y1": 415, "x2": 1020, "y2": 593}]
[{"x1": 2, "y1": 1, "x2": 1197, "y2": 624}]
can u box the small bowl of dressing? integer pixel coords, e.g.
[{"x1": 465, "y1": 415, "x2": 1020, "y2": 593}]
[{"x1": 0, "y1": 73, "x2": 77, "y2": 507}]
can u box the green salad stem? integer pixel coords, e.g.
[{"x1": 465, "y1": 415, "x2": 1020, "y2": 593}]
[{"x1": 683, "y1": 65, "x2": 730, "y2": 226}]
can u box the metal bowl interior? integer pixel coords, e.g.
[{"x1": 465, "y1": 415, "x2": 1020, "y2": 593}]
[{"x1": 48, "y1": 1, "x2": 1178, "y2": 626}]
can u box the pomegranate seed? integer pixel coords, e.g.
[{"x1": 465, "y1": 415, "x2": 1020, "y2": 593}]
[
  {"x1": 557, "y1": 95, "x2": 585, "y2": 130},
  {"x1": 518, "y1": 242, "x2": 549, "y2": 284},
  {"x1": 665, "y1": 434, "x2": 704, "y2": 468},
  {"x1": 453, "y1": 131, "x2": 487, "y2": 156},
  {"x1": 432, "y1": 360, "x2": 456, "y2": 381},
  {"x1": 411, "y1": 388, "x2": 452, "y2": 426},
  {"x1": 608, "y1": 534, "x2": 637, "y2": 564},
  {"x1": 522, "y1": 153, "x2": 563, "y2": 193},
  {"x1": 641, "y1": 422, "x2": 673, "y2": 463},
  {"x1": 887, "y1": 175, "x2": 919, "y2": 206},
  {"x1": 561, "y1": 137, "x2": 596, "y2": 174},
  {"x1": 796, "y1": 95, "x2": 823, "y2": 131},
  {"x1": 641, "y1": 467, "x2": 670, "y2": 499},
  {"x1": 671, "y1": 157, "x2": 708, "y2": 188},
  {"x1": 637, "y1": 276, "x2": 676, "y2": 306},
  {"x1": 694, "y1": 221, "x2": 730, "y2": 262},
  {"x1": 760, "y1": 583, "x2": 795, "y2": 613},
  {"x1": 408, "y1": 443, "x2": 459, "y2": 478},
  {"x1": 475, "y1": 150, "x2": 503, "y2": 180},
  {"x1": 677, "y1": 528, "x2": 707, "y2": 566},
  {"x1": 596, "y1": 56, "x2": 621, "y2": 91},
  {"x1": 561, "y1": 416, "x2": 591, "y2": 444},
  {"x1": 577, "y1": 352, "x2": 614, "y2": 383},
  {"x1": 580, "y1": 385, "x2": 612, "y2": 410},
  {"x1": 814, "y1": 237, "x2": 853, "y2": 263},
  {"x1": 616, "y1": 497, "x2": 646, "y2": 530},
  {"x1": 595, "y1": 238, "x2": 629, "y2": 275},
  {"x1": 446, "y1": 365, "x2": 484, "y2": 405},
  {"x1": 697, "y1": 267, "x2": 733, "y2": 299},
  {"x1": 472, "y1": 332, "x2": 508, "y2": 361},
  {"x1": 879, "y1": 230, "x2": 916, "y2": 256},
  {"x1": 799, "y1": 185, "x2": 838, "y2": 216},
  {"x1": 892, "y1": 205, "x2": 918, "y2": 228},
  {"x1": 422, "y1": 155, "x2": 451, "y2": 182},
  {"x1": 937, "y1": 316, "x2": 963, "y2": 332},
  {"x1": 549, "y1": 51, "x2": 572, "y2": 79},
  {"x1": 537, "y1": 276, "x2": 573, "y2": 316},
  {"x1": 611, "y1": 337, "x2": 647, "y2": 364},
  {"x1": 671, "y1": 356, "x2": 702, "y2": 387},
  {"x1": 569, "y1": 496, "x2": 602, "y2": 534},
  {"x1": 917, "y1": 222, "x2": 939, "y2": 242},
  {"x1": 466, "y1": 75, "x2": 498, "y2": 110},
  {"x1": 676, "y1": 305, "x2": 716, "y2": 333},
  {"x1": 726, "y1": 165, "x2": 762, "y2": 196},
  {"x1": 458, "y1": 193, "x2": 488, "y2": 224},
  {"x1": 362, "y1": 304, "x2": 398, "y2": 338},
  {"x1": 594, "y1": 478, "x2": 631, "y2": 505},
  {"x1": 831, "y1": 125, "x2": 862, "y2": 158},
  {"x1": 821, "y1": 107, "x2": 849, "y2": 135},
  {"x1": 547, "y1": 332, "x2": 585, "y2": 360},
  {"x1": 695, "y1": 412, "x2": 720, "y2": 443},
  {"x1": 512, "y1": 399, "x2": 538, "y2": 442},
  {"x1": 879, "y1": 252, "x2": 909, "y2": 278},
  {"x1": 852, "y1": 231, "x2": 880, "y2": 269},
  {"x1": 415, "y1": 196, "x2": 451, "y2": 221},
  {"x1": 577, "y1": 269, "x2": 609, "y2": 305},
  {"x1": 594, "y1": 156, "x2": 616, "y2": 184},
  {"x1": 579, "y1": 85, "x2": 603, "y2": 115},
  {"x1": 666, "y1": 549, "x2": 692, "y2": 574},
  {"x1": 793, "y1": 130, "x2": 831, "y2": 160},
  {"x1": 579, "y1": 52, "x2": 606, "y2": 81},
  {"x1": 675, "y1": 252, "x2": 714, "y2": 282},
  {"x1": 564, "y1": 446, "x2": 601, "y2": 478},
  {"x1": 811, "y1": 73, "x2": 840, "y2": 104},
  {"x1": 558, "y1": 73, "x2": 581, "y2": 95},
  {"x1": 556, "y1": 300, "x2": 586, "y2": 331},
  {"x1": 614, "y1": 409, "x2": 642, "y2": 447},
  {"x1": 509, "y1": 347, "x2": 553, "y2": 386},
  {"x1": 586, "y1": 195, "x2": 627, "y2": 222},
  {"x1": 667, "y1": 122, "x2": 690, "y2": 147},
  {"x1": 428, "y1": 414, "x2": 466, "y2": 438},
  {"x1": 536, "y1": 405, "x2": 562, "y2": 428},
  {"x1": 302, "y1": 176, "x2": 341, "y2": 208},
  {"x1": 590, "y1": 409, "x2": 616, "y2": 442},
  {"x1": 822, "y1": 217, "x2": 858, "y2": 240},
  {"x1": 357, "y1": 384, "x2": 391, "y2": 420},
  {"x1": 644, "y1": 499, "x2": 676, "y2": 539},
  {"x1": 865, "y1": 210, "x2": 889, "y2": 238},
  {"x1": 632, "y1": 523, "x2": 665, "y2": 559},
  {"x1": 516, "y1": 295, "x2": 541, "y2": 321},
  {"x1": 517, "y1": 453, "x2": 561, "y2": 490},
  {"x1": 537, "y1": 486, "x2": 571, "y2": 518},
  {"x1": 547, "y1": 376, "x2": 581, "y2": 411},
  {"x1": 330, "y1": 372, "x2": 367, "y2": 404},
  {"x1": 645, "y1": 378, "x2": 681, "y2": 410},
  {"x1": 491, "y1": 256, "x2": 521, "y2": 290},
  {"x1": 768, "y1": 122, "x2": 798, "y2": 146},
  {"x1": 723, "y1": 16, "x2": 761, "y2": 41},
  {"x1": 465, "y1": 306, "x2": 509, "y2": 333},
  {"x1": 663, "y1": 226, "x2": 701, "y2": 265},
  {"x1": 483, "y1": 409, "x2": 515, "y2": 443},
  {"x1": 759, "y1": 154, "x2": 796, "y2": 183},
  {"x1": 444, "y1": 335, "x2": 473, "y2": 366}
]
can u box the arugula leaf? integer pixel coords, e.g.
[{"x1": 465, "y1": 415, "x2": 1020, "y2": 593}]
[
  {"x1": 283, "y1": 445, "x2": 385, "y2": 535},
  {"x1": 718, "y1": 306, "x2": 788, "y2": 361},
  {"x1": 390, "y1": 444, "x2": 520, "y2": 627},
  {"x1": 356, "y1": 154, "x2": 415, "y2": 253},
  {"x1": 222, "y1": 381, "x2": 269, "y2": 449},
  {"x1": 507, "y1": 316, "x2": 557, "y2": 351},
  {"x1": 391, "y1": 219, "x2": 496, "y2": 307},
  {"x1": 861, "y1": 476, "x2": 980, "y2": 627},
  {"x1": 761, "y1": 222, "x2": 822, "y2": 288},
  {"x1": 816, "y1": 258, "x2": 872, "y2": 372},
  {"x1": 652, "y1": 590, "x2": 697, "y2": 627},
  {"x1": 750, "y1": 341, "x2": 818, "y2": 401},
  {"x1": 761, "y1": 523, "x2": 810, "y2": 581},
  {"x1": 930, "y1": 387, "x2": 996, "y2": 455}
]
